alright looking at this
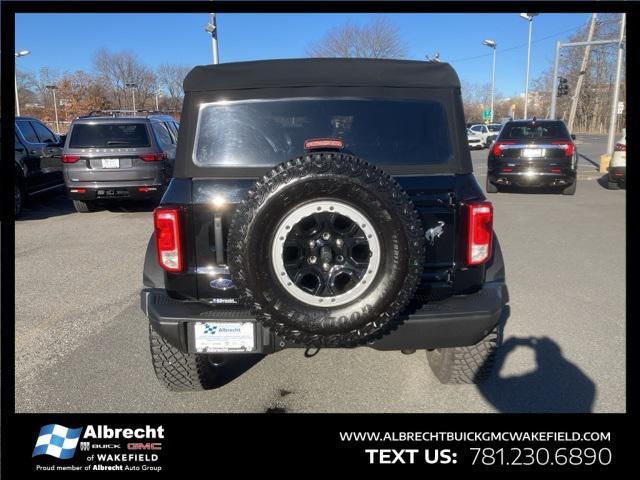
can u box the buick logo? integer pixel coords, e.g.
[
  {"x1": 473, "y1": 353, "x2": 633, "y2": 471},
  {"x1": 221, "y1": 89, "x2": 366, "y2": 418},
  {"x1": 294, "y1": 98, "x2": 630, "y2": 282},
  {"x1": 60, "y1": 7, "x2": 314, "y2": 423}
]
[{"x1": 210, "y1": 277, "x2": 235, "y2": 291}]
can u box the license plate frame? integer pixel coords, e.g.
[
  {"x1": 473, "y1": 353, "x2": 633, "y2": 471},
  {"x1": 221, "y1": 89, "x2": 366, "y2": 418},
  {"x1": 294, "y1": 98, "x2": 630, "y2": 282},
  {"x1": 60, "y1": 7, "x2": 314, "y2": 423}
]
[
  {"x1": 192, "y1": 322, "x2": 255, "y2": 353},
  {"x1": 522, "y1": 148, "x2": 543, "y2": 158},
  {"x1": 101, "y1": 158, "x2": 120, "y2": 169}
]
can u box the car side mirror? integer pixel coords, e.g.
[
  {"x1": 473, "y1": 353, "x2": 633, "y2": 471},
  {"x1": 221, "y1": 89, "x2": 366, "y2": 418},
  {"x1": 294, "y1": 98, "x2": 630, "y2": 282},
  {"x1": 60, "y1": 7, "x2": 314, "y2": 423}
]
[{"x1": 570, "y1": 134, "x2": 576, "y2": 140}]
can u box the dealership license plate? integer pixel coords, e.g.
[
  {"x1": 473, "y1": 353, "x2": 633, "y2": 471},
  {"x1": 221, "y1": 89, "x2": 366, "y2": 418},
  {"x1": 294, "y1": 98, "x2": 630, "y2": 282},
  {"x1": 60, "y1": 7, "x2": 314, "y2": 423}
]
[
  {"x1": 193, "y1": 322, "x2": 255, "y2": 353},
  {"x1": 522, "y1": 148, "x2": 543, "y2": 157},
  {"x1": 101, "y1": 158, "x2": 120, "y2": 169}
]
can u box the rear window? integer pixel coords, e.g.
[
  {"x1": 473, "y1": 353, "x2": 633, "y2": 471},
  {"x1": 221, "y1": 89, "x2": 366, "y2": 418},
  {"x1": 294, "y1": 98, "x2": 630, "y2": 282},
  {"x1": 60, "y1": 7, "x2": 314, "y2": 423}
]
[
  {"x1": 69, "y1": 123, "x2": 150, "y2": 148},
  {"x1": 501, "y1": 122, "x2": 569, "y2": 140},
  {"x1": 193, "y1": 98, "x2": 453, "y2": 167}
]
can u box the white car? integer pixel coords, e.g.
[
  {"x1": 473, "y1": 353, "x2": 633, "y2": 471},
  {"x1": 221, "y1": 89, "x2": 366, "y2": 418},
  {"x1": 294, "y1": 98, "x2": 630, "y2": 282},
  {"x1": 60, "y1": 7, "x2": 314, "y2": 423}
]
[
  {"x1": 469, "y1": 123, "x2": 502, "y2": 148},
  {"x1": 467, "y1": 129, "x2": 484, "y2": 149},
  {"x1": 608, "y1": 129, "x2": 626, "y2": 189}
]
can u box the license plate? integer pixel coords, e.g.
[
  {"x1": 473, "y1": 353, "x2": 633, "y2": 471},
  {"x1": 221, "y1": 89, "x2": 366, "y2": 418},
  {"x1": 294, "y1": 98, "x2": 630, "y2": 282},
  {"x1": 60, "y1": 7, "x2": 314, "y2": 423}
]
[
  {"x1": 522, "y1": 148, "x2": 543, "y2": 157},
  {"x1": 101, "y1": 158, "x2": 120, "y2": 169},
  {"x1": 193, "y1": 322, "x2": 255, "y2": 353}
]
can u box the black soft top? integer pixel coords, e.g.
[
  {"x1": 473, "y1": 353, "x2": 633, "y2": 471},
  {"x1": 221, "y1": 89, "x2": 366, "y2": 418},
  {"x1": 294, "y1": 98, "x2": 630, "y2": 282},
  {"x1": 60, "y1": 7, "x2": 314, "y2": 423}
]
[
  {"x1": 184, "y1": 58, "x2": 461, "y2": 92},
  {"x1": 176, "y1": 58, "x2": 472, "y2": 178}
]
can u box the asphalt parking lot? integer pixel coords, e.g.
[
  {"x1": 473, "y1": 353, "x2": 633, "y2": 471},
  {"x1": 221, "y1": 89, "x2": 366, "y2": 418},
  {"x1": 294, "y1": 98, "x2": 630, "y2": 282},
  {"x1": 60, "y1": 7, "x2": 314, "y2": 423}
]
[{"x1": 14, "y1": 134, "x2": 625, "y2": 413}]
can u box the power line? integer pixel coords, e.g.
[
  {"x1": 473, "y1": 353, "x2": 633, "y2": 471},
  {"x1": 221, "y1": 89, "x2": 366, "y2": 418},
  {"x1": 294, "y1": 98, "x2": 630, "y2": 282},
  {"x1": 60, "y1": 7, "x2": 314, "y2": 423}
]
[{"x1": 447, "y1": 24, "x2": 587, "y2": 63}]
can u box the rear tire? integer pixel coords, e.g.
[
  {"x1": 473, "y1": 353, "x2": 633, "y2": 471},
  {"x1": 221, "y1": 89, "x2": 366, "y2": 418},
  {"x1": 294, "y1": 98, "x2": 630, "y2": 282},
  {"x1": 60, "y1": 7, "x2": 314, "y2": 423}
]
[
  {"x1": 562, "y1": 181, "x2": 577, "y2": 195},
  {"x1": 486, "y1": 176, "x2": 498, "y2": 193},
  {"x1": 426, "y1": 327, "x2": 500, "y2": 384},
  {"x1": 148, "y1": 324, "x2": 218, "y2": 391},
  {"x1": 607, "y1": 180, "x2": 620, "y2": 190},
  {"x1": 73, "y1": 199, "x2": 96, "y2": 213}
]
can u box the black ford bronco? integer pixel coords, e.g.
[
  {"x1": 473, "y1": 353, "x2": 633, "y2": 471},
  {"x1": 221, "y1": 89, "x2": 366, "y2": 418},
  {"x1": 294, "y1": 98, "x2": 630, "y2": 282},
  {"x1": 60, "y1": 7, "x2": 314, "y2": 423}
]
[{"x1": 140, "y1": 58, "x2": 509, "y2": 391}]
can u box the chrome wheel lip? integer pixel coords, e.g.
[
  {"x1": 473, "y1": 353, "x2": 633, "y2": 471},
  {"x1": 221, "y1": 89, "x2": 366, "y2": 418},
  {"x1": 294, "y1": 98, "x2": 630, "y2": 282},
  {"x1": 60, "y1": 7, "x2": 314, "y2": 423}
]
[{"x1": 270, "y1": 200, "x2": 381, "y2": 307}]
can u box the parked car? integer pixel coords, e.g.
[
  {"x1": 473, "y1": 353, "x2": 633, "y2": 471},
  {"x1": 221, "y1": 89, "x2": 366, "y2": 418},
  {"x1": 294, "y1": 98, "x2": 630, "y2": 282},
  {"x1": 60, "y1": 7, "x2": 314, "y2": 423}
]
[
  {"x1": 607, "y1": 129, "x2": 626, "y2": 189},
  {"x1": 467, "y1": 128, "x2": 484, "y2": 149},
  {"x1": 469, "y1": 123, "x2": 502, "y2": 148},
  {"x1": 140, "y1": 58, "x2": 509, "y2": 390},
  {"x1": 14, "y1": 116, "x2": 65, "y2": 217},
  {"x1": 62, "y1": 112, "x2": 180, "y2": 212},
  {"x1": 486, "y1": 118, "x2": 578, "y2": 195}
]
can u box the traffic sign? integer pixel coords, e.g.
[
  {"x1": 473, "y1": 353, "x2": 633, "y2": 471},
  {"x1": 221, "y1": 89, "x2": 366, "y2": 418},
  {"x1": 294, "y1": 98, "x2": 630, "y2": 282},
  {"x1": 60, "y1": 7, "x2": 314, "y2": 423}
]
[{"x1": 483, "y1": 109, "x2": 491, "y2": 120}]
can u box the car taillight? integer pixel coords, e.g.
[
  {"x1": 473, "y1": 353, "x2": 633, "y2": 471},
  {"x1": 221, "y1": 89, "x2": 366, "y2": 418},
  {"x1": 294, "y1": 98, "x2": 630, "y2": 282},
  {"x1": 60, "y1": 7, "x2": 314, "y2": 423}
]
[
  {"x1": 552, "y1": 141, "x2": 575, "y2": 156},
  {"x1": 491, "y1": 141, "x2": 515, "y2": 156},
  {"x1": 140, "y1": 153, "x2": 166, "y2": 162},
  {"x1": 614, "y1": 143, "x2": 626, "y2": 152},
  {"x1": 154, "y1": 208, "x2": 183, "y2": 272},
  {"x1": 62, "y1": 154, "x2": 80, "y2": 163},
  {"x1": 467, "y1": 201, "x2": 493, "y2": 266}
]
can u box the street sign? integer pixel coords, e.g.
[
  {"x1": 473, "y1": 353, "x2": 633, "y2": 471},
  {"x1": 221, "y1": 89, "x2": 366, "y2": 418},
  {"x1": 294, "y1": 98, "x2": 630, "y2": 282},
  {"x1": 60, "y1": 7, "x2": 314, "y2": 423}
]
[
  {"x1": 483, "y1": 109, "x2": 491, "y2": 121},
  {"x1": 617, "y1": 101, "x2": 624, "y2": 115}
]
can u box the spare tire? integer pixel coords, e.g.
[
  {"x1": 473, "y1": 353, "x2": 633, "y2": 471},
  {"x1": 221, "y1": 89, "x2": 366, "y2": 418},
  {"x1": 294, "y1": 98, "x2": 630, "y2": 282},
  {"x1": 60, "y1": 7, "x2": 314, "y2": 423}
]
[{"x1": 227, "y1": 152, "x2": 425, "y2": 347}]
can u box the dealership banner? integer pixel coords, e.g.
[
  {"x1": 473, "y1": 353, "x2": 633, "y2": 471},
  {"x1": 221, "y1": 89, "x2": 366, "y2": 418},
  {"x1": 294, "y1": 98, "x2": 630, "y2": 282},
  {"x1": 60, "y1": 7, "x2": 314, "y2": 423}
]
[{"x1": 3, "y1": 413, "x2": 630, "y2": 474}]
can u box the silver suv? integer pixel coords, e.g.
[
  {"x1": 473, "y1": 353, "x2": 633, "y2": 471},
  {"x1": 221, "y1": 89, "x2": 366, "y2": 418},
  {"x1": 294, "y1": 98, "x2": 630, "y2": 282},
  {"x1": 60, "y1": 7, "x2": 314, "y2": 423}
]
[{"x1": 62, "y1": 111, "x2": 179, "y2": 212}]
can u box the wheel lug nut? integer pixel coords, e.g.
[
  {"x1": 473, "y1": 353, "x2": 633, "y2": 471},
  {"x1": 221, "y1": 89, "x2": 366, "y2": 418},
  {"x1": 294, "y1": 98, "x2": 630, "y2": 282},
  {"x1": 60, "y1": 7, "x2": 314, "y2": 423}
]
[
  {"x1": 336, "y1": 255, "x2": 344, "y2": 263},
  {"x1": 322, "y1": 232, "x2": 331, "y2": 240},
  {"x1": 322, "y1": 262, "x2": 331, "y2": 271},
  {"x1": 308, "y1": 256, "x2": 317, "y2": 264}
]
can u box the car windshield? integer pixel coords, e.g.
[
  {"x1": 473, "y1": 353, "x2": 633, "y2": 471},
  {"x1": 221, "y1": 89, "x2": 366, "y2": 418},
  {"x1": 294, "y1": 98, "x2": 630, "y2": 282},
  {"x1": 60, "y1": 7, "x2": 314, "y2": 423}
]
[
  {"x1": 487, "y1": 124, "x2": 501, "y2": 132},
  {"x1": 501, "y1": 122, "x2": 569, "y2": 140},
  {"x1": 193, "y1": 97, "x2": 454, "y2": 167},
  {"x1": 69, "y1": 123, "x2": 150, "y2": 148}
]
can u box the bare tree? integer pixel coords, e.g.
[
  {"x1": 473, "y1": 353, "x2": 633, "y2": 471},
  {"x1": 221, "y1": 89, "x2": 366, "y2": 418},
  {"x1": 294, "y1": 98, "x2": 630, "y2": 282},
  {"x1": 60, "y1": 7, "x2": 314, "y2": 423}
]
[
  {"x1": 306, "y1": 17, "x2": 407, "y2": 59},
  {"x1": 157, "y1": 63, "x2": 192, "y2": 113},
  {"x1": 93, "y1": 48, "x2": 158, "y2": 110}
]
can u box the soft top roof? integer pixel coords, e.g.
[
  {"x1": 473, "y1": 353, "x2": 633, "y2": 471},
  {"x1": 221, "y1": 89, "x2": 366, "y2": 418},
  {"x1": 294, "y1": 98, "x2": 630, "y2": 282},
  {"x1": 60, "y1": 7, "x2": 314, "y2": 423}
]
[{"x1": 183, "y1": 58, "x2": 461, "y2": 92}]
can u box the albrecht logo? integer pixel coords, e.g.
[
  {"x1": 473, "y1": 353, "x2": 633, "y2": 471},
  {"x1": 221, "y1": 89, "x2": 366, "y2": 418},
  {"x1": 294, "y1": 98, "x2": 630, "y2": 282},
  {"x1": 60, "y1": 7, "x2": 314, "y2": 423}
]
[{"x1": 32, "y1": 424, "x2": 83, "y2": 459}]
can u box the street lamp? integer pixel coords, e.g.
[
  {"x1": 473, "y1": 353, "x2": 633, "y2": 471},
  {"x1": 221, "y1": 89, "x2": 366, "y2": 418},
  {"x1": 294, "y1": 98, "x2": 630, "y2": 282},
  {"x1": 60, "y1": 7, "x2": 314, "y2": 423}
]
[
  {"x1": 14, "y1": 50, "x2": 31, "y2": 116},
  {"x1": 205, "y1": 13, "x2": 219, "y2": 64},
  {"x1": 481, "y1": 39, "x2": 497, "y2": 123},
  {"x1": 125, "y1": 82, "x2": 137, "y2": 113},
  {"x1": 45, "y1": 85, "x2": 60, "y2": 134},
  {"x1": 520, "y1": 13, "x2": 539, "y2": 119}
]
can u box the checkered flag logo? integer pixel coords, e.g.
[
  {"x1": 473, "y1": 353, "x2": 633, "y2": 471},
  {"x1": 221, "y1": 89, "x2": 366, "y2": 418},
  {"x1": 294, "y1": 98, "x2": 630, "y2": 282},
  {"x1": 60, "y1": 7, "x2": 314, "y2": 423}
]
[
  {"x1": 204, "y1": 324, "x2": 217, "y2": 334},
  {"x1": 32, "y1": 424, "x2": 83, "y2": 459}
]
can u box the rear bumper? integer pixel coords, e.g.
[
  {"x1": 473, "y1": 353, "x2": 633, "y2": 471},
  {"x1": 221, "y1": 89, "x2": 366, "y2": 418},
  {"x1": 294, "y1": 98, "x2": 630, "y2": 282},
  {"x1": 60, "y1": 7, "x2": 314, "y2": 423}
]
[
  {"x1": 608, "y1": 166, "x2": 626, "y2": 184},
  {"x1": 490, "y1": 171, "x2": 576, "y2": 188},
  {"x1": 140, "y1": 282, "x2": 509, "y2": 354},
  {"x1": 67, "y1": 184, "x2": 165, "y2": 200}
]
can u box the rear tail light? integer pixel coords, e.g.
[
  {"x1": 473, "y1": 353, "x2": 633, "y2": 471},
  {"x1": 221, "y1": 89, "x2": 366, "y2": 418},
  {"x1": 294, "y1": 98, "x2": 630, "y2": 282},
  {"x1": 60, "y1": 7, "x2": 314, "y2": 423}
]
[
  {"x1": 138, "y1": 187, "x2": 158, "y2": 193},
  {"x1": 69, "y1": 188, "x2": 86, "y2": 193},
  {"x1": 62, "y1": 154, "x2": 80, "y2": 163},
  {"x1": 614, "y1": 143, "x2": 626, "y2": 152},
  {"x1": 467, "y1": 201, "x2": 493, "y2": 266},
  {"x1": 491, "y1": 141, "x2": 515, "y2": 156},
  {"x1": 154, "y1": 208, "x2": 183, "y2": 272},
  {"x1": 551, "y1": 167, "x2": 562, "y2": 173},
  {"x1": 501, "y1": 167, "x2": 513, "y2": 172},
  {"x1": 552, "y1": 141, "x2": 575, "y2": 157},
  {"x1": 140, "y1": 153, "x2": 166, "y2": 162}
]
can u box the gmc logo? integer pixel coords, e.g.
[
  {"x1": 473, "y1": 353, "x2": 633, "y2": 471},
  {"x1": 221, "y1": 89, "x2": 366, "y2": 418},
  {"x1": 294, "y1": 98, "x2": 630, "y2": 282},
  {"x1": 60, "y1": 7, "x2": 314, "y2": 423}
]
[{"x1": 127, "y1": 443, "x2": 162, "y2": 451}]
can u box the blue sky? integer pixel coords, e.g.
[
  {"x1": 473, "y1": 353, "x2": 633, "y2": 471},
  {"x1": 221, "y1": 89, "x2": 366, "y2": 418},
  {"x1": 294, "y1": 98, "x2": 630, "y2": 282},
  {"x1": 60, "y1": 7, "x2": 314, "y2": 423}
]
[{"x1": 15, "y1": 13, "x2": 591, "y2": 97}]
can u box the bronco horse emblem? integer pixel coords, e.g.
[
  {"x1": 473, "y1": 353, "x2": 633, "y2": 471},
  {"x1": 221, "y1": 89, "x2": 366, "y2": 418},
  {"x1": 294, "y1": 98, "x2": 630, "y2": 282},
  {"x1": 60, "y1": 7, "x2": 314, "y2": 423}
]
[{"x1": 425, "y1": 221, "x2": 445, "y2": 245}]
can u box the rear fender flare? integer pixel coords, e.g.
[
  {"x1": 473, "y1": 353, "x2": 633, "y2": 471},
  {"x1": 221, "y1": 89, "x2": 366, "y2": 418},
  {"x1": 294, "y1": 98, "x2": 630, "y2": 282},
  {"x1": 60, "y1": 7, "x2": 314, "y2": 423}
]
[{"x1": 143, "y1": 233, "x2": 165, "y2": 289}]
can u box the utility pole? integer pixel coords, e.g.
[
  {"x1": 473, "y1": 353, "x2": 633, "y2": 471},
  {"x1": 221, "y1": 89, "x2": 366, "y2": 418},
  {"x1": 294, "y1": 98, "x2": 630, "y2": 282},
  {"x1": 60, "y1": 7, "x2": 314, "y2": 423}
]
[
  {"x1": 46, "y1": 85, "x2": 60, "y2": 134},
  {"x1": 567, "y1": 13, "x2": 597, "y2": 133},
  {"x1": 550, "y1": 41, "x2": 561, "y2": 119},
  {"x1": 606, "y1": 13, "x2": 625, "y2": 159}
]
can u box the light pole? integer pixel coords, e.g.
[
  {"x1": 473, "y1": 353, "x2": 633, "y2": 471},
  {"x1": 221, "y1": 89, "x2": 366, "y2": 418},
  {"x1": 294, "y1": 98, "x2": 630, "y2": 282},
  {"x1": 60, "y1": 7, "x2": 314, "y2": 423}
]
[
  {"x1": 14, "y1": 50, "x2": 31, "y2": 116},
  {"x1": 482, "y1": 39, "x2": 497, "y2": 123},
  {"x1": 45, "y1": 85, "x2": 60, "y2": 134},
  {"x1": 155, "y1": 91, "x2": 160, "y2": 111},
  {"x1": 125, "y1": 82, "x2": 137, "y2": 113},
  {"x1": 205, "y1": 13, "x2": 219, "y2": 64},
  {"x1": 520, "y1": 13, "x2": 539, "y2": 119}
]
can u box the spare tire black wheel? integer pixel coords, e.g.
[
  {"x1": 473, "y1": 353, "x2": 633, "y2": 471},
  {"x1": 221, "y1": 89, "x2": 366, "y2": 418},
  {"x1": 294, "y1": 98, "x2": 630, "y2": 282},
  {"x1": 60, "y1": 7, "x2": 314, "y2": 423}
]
[{"x1": 227, "y1": 152, "x2": 425, "y2": 347}]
